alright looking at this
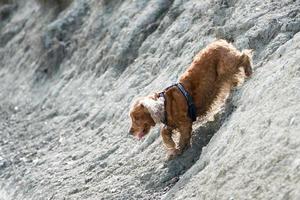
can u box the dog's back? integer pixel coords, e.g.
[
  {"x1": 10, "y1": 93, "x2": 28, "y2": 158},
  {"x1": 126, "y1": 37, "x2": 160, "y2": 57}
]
[{"x1": 179, "y1": 39, "x2": 253, "y2": 118}]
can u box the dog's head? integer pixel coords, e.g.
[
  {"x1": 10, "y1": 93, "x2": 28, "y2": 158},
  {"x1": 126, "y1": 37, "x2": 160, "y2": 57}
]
[{"x1": 128, "y1": 98, "x2": 155, "y2": 140}]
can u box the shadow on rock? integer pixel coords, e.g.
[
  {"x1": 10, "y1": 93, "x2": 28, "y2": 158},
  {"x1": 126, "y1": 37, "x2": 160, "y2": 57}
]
[{"x1": 162, "y1": 96, "x2": 235, "y2": 189}]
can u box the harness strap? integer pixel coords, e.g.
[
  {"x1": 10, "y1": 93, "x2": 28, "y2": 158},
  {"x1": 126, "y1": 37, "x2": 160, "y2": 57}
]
[
  {"x1": 176, "y1": 83, "x2": 197, "y2": 122},
  {"x1": 159, "y1": 83, "x2": 197, "y2": 125},
  {"x1": 159, "y1": 92, "x2": 168, "y2": 125}
]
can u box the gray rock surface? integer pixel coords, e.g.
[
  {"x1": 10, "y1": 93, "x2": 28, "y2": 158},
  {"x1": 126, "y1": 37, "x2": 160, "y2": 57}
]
[{"x1": 0, "y1": 0, "x2": 299, "y2": 199}]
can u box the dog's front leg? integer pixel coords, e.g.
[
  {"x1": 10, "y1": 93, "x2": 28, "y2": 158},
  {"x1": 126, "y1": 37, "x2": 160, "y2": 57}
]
[
  {"x1": 178, "y1": 123, "x2": 192, "y2": 152},
  {"x1": 160, "y1": 126, "x2": 180, "y2": 159}
]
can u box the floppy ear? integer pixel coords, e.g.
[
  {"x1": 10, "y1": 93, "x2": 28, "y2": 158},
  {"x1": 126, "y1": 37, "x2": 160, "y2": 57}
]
[
  {"x1": 140, "y1": 98, "x2": 157, "y2": 112},
  {"x1": 140, "y1": 96, "x2": 164, "y2": 124}
]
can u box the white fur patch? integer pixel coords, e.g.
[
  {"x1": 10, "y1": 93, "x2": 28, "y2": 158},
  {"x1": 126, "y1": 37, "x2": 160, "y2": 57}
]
[{"x1": 140, "y1": 96, "x2": 165, "y2": 124}]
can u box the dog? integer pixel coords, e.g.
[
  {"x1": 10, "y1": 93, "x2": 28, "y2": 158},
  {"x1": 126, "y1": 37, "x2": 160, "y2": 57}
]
[{"x1": 129, "y1": 40, "x2": 252, "y2": 159}]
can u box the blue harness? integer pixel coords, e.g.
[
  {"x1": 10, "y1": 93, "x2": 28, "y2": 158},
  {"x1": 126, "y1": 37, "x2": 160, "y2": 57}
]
[{"x1": 159, "y1": 83, "x2": 197, "y2": 125}]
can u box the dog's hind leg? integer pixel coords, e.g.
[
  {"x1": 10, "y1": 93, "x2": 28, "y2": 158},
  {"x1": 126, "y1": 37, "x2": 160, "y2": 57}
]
[
  {"x1": 217, "y1": 49, "x2": 253, "y2": 79},
  {"x1": 231, "y1": 50, "x2": 253, "y2": 87},
  {"x1": 239, "y1": 50, "x2": 253, "y2": 77}
]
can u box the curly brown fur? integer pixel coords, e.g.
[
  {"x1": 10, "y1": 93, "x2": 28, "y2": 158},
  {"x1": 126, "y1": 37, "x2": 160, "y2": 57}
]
[{"x1": 129, "y1": 40, "x2": 253, "y2": 159}]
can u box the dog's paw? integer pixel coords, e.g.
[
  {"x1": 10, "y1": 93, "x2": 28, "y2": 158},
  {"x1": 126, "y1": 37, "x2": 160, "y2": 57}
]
[{"x1": 166, "y1": 148, "x2": 182, "y2": 160}]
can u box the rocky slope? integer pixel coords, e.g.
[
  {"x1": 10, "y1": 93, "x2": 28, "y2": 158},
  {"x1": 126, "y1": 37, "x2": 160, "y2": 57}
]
[{"x1": 0, "y1": 0, "x2": 300, "y2": 199}]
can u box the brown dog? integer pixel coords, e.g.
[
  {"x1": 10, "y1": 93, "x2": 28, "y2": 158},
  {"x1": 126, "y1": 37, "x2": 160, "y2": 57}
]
[{"x1": 129, "y1": 40, "x2": 252, "y2": 158}]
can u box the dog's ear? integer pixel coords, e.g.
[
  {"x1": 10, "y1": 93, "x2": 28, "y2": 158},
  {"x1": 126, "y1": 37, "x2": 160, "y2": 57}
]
[{"x1": 139, "y1": 96, "x2": 164, "y2": 124}]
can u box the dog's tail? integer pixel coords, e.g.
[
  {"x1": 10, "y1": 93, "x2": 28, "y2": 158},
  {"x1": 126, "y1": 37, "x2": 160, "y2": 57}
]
[{"x1": 239, "y1": 49, "x2": 253, "y2": 77}]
